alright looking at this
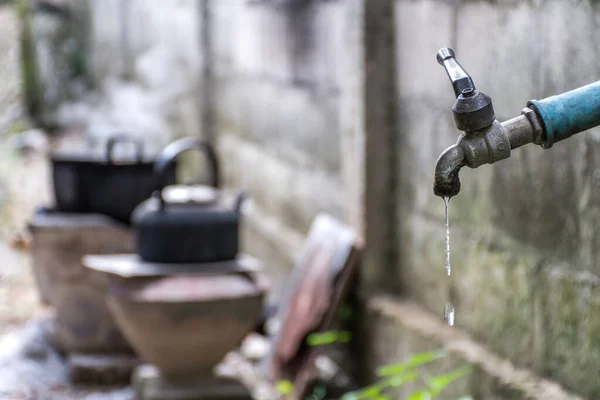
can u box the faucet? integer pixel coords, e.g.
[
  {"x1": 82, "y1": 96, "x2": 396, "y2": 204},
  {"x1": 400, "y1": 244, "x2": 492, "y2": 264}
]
[{"x1": 434, "y1": 47, "x2": 600, "y2": 198}]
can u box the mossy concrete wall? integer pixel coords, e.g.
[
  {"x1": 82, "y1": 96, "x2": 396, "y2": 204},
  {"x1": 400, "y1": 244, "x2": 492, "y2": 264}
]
[{"x1": 382, "y1": 0, "x2": 600, "y2": 398}]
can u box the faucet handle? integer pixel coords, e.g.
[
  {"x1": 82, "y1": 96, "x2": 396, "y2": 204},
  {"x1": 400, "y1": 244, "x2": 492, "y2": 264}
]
[
  {"x1": 437, "y1": 47, "x2": 476, "y2": 98},
  {"x1": 436, "y1": 47, "x2": 496, "y2": 131}
]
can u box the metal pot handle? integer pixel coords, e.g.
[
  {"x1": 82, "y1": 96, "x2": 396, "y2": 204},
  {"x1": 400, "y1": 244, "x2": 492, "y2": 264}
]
[
  {"x1": 153, "y1": 137, "x2": 220, "y2": 206},
  {"x1": 105, "y1": 134, "x2": 144, "y2": 164}
]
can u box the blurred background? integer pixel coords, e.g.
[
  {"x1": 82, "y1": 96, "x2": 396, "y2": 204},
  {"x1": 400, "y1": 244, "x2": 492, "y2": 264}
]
[{"x1": 0, "y1": 0, "x2": 600, "y2": 399}]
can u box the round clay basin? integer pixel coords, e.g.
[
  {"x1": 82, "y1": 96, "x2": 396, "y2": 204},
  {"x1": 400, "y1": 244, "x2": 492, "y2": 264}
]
[{"x1": 106, "y1": 273, "x2": 266, "y2": 381}]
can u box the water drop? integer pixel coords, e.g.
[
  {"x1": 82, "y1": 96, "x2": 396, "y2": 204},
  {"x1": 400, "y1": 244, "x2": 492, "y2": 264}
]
[
  {"x1": 445, "y1": 302, "x2": 455, "y2": 326},
  {"x1": 444, "y1": 197, "x2": 451, "y2": 276}
]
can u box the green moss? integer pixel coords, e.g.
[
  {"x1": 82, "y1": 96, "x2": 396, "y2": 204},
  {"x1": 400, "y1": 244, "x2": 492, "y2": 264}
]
[{"x1": 16, "y1": 0, "x2": 42, "y2": 124}]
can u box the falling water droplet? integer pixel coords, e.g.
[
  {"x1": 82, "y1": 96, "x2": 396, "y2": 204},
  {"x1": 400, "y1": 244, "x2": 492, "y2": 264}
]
[
  {"x1": 444, "y1": 197, "x2": 451, "y2": 276},
  {"x1": 443, "y1": 197, "x2": 455, "y2": 327},
  {"x1": 445, "y1": 302, "x2": 455, "y2": 326}
]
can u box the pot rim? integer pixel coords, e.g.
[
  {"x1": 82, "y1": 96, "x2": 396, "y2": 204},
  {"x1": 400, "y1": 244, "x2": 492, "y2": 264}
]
[{"x1": 106, "y1": 273, "x2": 267, "y2": 303}]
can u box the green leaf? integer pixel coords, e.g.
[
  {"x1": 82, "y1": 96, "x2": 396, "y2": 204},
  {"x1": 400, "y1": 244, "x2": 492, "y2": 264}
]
[
  {"x1": 276, "y1": 379, "x2": 294, "y2": 395},
  {"x1": 306, "y1": 331, "x2": 338, "y2": 346},
  {"x1": 359, "y1": 384, "x2": 383, "y2": 398},
  {"x1": 426, "y1": 366, "x2": 471, "y2": 395},
  {"x1": 407, "y1": 390, "x2": 432, "y2": 400},
  {"x1": 306, "y1": 330, "x2": 353, "y2": 346},
  {"x1": 387, "y1": 370, "x2": 418, "y2": 387},
  {"x1": 376, "y1": 349, "x2": 447, "y2": 377}
]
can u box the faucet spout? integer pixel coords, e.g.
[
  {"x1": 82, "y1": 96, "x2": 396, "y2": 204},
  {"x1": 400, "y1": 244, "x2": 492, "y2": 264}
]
[{"x1": 434, "y1": 142, "x2": 466, "y2": 198}]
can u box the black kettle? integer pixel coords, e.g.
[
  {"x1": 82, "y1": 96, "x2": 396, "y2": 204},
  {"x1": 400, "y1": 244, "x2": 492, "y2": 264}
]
[{"x1": 132, "y1": 137, "x2": 245, "y2": 264}]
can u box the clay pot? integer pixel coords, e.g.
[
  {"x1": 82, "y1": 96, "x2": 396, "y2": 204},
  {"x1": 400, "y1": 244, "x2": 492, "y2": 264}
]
[{"x1": 106, "y1": 272, "x2": 268, "y2": 382}]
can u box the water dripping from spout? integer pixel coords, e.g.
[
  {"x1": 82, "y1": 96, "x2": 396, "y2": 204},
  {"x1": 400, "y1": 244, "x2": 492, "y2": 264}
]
[
  {"x1": 444, "y1": 197, "x2": 451, "y2": 276},
  {"x1": 443, "y1": 197, "x2": 454, "y2": 327}
]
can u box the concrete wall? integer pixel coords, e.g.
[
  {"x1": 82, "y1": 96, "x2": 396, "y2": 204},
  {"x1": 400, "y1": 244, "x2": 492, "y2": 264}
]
[
  {"x1": 206, "y1": 0, "x2": 356, "y2": 301},
  {"x1": 24, "y1": 0, "x2": 600, "y2": 398},
  {"x1": 370, "y1": 0, "x2": 600, "y2": 398}
]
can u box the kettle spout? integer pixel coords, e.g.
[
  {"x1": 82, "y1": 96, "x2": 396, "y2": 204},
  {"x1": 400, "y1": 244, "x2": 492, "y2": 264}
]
[{"x1": 434, "y1": 143, "x2": 466, "y2": 198}]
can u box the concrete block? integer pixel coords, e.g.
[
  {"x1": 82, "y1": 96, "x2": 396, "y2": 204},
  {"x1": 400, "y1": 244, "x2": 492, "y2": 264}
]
[
  {"x1": 396, "y1": 97, "x2": 467, "y2": 213},
  {"x1": 538, "y1": 264, "x2": 600, "y2": 399},
  {"x1": 402, "y1": 101, "x2": 586, "y2": 262},
  {"x1": 228, "y1": 3, "x2": 294, "y2": 82},
  {"x1": 490, "y1": 137, "x2": 583, "y2": 259},
  {"x1": 455, "y1": 2, "x2": 540, "y2": 119},
  {"x1": 396, "y1": 97, "x2": 498, "y2": 239},
  {"x1": 575, "y1": 131, "x2": 600, "y2": 274},
  {"x1": 394, "y1": 0, "x2": 455, "y2": 108},
  {"x1": 213, "y1": 76, "x2": 341, "y2": 173},
  {"x1": 216, "y1": 134, "x2": 344, "y2": 233},
  {"x1": 363, "y1": 296, "x2": 582, "y2": 400},
  {"x1": 400, "y1": 214, "x2": 541, "y2": 370},
  {"x1": 213, "y1": 1, "x2": 345, "y2": 89},
  {"x1": 398, "y1": 1, "x2": 600, "y2": 257},
  {"x1": 207, "y1": 0, "x2": 237, "y2": 71},
  {"x1": 538, "y1": 1, "x2": 599, "y2": 97},
  {"x1": 289, "y1": 1, "x2": 346, "y2": 89}
]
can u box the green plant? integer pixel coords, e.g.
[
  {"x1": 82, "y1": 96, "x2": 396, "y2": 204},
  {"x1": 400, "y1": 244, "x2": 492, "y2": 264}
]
[
  {"x1": 275, "y1": 328, "x2": 473, "y2": 400},
  {"x1": 341, "y1": 349, "x2": 471, "y2": 400}
]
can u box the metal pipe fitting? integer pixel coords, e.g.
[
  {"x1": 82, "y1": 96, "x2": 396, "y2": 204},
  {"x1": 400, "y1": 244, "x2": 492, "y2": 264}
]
[
  {"x1": 502, "y1": 107, "x2": 544, "y2": 150},
  {"x1": 433, "y1": 46, "x2": 600, "y2": 199},
  {"x1": 433, "y1": 109, "x2": 544, "y2": 198}
]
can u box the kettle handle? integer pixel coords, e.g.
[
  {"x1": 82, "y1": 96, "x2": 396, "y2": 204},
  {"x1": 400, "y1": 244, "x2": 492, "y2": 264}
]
[
  {"x1": 106, "y1": 134, "x2": 144, "y2": 164},
  {"x1": 153, "y1": 137, "x2": 220, "y2": 193}
]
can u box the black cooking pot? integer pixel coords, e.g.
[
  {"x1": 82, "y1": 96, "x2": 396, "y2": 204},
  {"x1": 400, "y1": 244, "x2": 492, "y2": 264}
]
[
  {"x1": 132, "y1": 137, "x2": 244, "y2": 264},
  {"x1": 51, "y1": 135, "x2": 177, "y2": 225}
]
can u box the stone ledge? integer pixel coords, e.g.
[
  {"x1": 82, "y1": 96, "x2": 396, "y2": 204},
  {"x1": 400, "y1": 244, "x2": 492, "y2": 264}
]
[{"x1": 366, "y1": 295, "x2": 583, "y2": 400}]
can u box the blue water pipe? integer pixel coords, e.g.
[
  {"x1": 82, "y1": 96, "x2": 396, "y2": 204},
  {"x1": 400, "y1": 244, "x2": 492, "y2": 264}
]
[{"x1": 528, "y1": 81, "x2": 600, "y2": 148}]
